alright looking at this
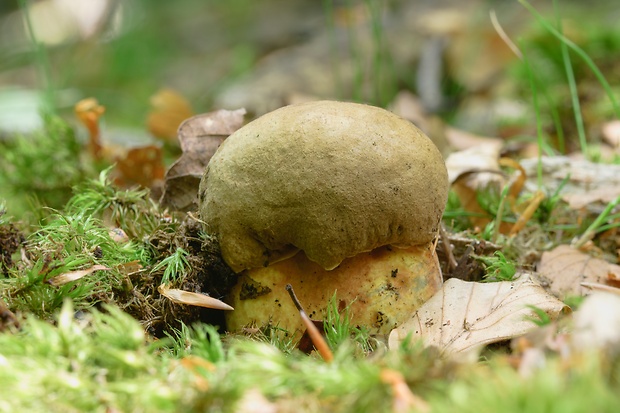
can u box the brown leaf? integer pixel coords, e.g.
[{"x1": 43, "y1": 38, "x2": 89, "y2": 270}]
[
  {"x1": 537, "y1": 245, "x2": 620, "y2": 298},
  {"x1": 160, "y1": 109, "x2": 246, "y2": 212},
  {"x1": 519, "y1": 157, "x2": 620, "y2": 210},
  {"x1": 445, "y1": 21, "x2": 518, "y2": 92},
  {"x1": 113, "y1": 145, "x2": 165, "y2": 189},
  {"x1": 47, "y1": 264, "x2": 110, "y2": 286},
  {"x1": 446, "y1": 143, "x2": 504, "y2": 185},
  {"x1": 158, "y1": 284, "x2": 234, "y2": 310},
  {"x1": 572, "y1": 292, "x2": 620, "y2": 355},
  {"x1": 115, "y1": 260, "x2": 143, "y2": 276},
  {"x1": 388, "y1": 274, "x2": 569, "y2": 360},
  {"x1": 147, "y1": 88, "x2": 194, "y2": 143},
  {"x1": 562, "y1": 186, "x2": 620, "y2": 210},
  {"x1": 446, "y1": 143, "x2": 505, "y2": 230}
]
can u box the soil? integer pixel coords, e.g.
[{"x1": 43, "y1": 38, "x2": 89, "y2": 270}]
[{"x1": 0, "y1": 221, "x2": 25, "y2": 273}]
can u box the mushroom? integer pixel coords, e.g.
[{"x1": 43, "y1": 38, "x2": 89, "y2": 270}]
[{"x1": 198, "y1": 100, "x2": 449, "y2": 335}]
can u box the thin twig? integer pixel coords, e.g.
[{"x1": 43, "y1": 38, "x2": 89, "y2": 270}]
[
  {"x1": 490, "y1": 9, "x2": 523, "y2": 59},
  {"x1": 286, "y1": 284, "x2": 333, "y2": 362},
  {"x1": 439, "y1": 224, "x2": 458, "y2": 271}
]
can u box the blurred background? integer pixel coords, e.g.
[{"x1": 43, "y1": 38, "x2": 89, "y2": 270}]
[
  {"x1": 1, "y1": 0, "x2": 618, "y2": 130},
  {"x1": 1, "y1": 0, "x2": 619, "y2": 216}
]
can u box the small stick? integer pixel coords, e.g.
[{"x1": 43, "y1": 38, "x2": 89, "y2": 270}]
[
  {"x1": 490, "y1": 9, "x2": 523, "y2": 59},
  {"x1": 285, "y1": 284, "x2": 333, "y2": 363},
  {"x1": 439, "y1": 224, "x2": 458, "y2": 272}
]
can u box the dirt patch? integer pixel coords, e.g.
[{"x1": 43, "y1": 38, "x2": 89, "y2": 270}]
[
  {"x1": 0, "y1": 222, "x2": 25, "y2": 273},
  {"x1": 121, "y1": 216, "x2": 237, "y2": 337}
]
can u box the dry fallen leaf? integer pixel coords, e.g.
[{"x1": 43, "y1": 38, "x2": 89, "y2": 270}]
[
  {"x1": 446, "y1": 143, "x2": 504, "y2": 229},
  {"x1": 147, "y1": 88, "x2": 194, "y2": 143},
  {"x1": 47, "y1": 264, "x2": 110, "y2": 286},
  {"x1": 390, "y1": 91, "x2": 429, "y2": 128},
  {"x1": 158, "y1": 284, "x2": 234, "y2": 310},
  {"x1": 520, "y1": 156, "x2": 620, "y2": 210},
  {"x1": 113, "y1": 145, "x2": 165, "y2": 189},
  {"x1": 115, "y1": 260, "x2": 143, "y2": 276},
  {"x1": 388, "y1": 274, "x2": 568, "y2": 359},
  {"x1": 572, "y1": 292, "x2": 620, "y2": 356},
  {"x1": 159, "y1": 109, "x2": 246, "y2": 212},
  {"x1": 561, "y1": 186, "x2": 620, "y2": 210},
  {"x1": 510, "y1": 324, "x2": 571, "y2": 378},
  {"x1": 446, "y1": 143, "x2": 504, "y2": 186},
  {"x1": 537, "y1": 244, "x2": 620, "y2": 298}
]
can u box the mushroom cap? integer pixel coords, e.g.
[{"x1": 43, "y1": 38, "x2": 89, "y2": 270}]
[{"x1": 199, "y1": 100, "x2": 448, "y2": 273}]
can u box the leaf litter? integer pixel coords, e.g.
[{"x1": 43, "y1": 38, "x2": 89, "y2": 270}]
[
  {"x1": 537, "y1": 244, "x2": 620, "y2": 298},
  {"x1": 159, "y1": 108, "x2": 246, "y2": 212},
  {"x1": 388, "y1": 274, "x2": 569, "y2": 360}
]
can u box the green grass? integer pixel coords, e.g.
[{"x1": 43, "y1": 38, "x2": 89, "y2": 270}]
[
  {"x1": 323, "y1": 292, "x2": 375, "y2": 354},
  {"x1": 507, "y1": 1, "x2": 620, "y2": 158},
  {"x1": 17, "y1": 0, "x2": 55, "y2": 113},
  {"x1": 474, "y1": 251, "x2": 517, "y2": 282},
  {"x1": 571, "y1": 196, "x2": 620, "y2": 251}
]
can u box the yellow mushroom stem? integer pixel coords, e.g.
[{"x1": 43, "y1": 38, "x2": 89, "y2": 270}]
[{"x1": 226, "y1": 243, "x2": 443, "y2": 335}]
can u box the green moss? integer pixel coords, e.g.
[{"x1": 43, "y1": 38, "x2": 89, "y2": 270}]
[
  {"x1": 0, "y1": 115, "x2": 92, "y2": 218},
  {"x1": 2, "y1": 300, "x2": 617, "y2": 412},
  {"x1": 1, "y1": 212, "x2": 141, "y2": 318}
]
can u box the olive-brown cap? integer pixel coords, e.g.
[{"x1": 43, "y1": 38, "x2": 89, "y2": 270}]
[{"x1": 199, "y1": 100, "x2": 449, "y2": 273}]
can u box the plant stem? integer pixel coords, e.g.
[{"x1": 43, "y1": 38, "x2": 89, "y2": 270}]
[
  {"x1": 322, "y1": 0, "x2": 343, "y2": 100},
  {"x1": 364, "y1": 0, "x2": 386, "y2": 106},
  {"x1": 573, "y1": 195, "x2": 620, "y2": 248},
  {"x1": 17, "y1": 0, "x2": 55, "y2": 113},
  {"x1": 554, "y1": 0, "x2": 588, "y2": 157},
  {"x1": 492, "y1": 183, "x2": 511, "y2": 243},
  {"x1": 521, "y1": 41, "x2": 544, "y2": 188}
]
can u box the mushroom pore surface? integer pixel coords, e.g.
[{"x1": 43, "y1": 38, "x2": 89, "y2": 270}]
[{"x1": 199, "y1": 100, "x2": 449, "y2": 273}]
